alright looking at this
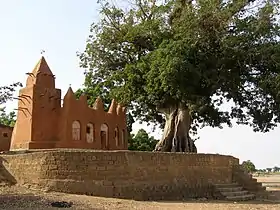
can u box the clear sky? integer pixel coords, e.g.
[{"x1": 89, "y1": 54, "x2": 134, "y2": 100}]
[{"x1": 0, "y1": 0, "x2": 279, "y2": 169}]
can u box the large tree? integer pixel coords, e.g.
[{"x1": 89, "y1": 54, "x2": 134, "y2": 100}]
[{"x1": 78, "y1": 0, "x2": 280, "y2": 152}]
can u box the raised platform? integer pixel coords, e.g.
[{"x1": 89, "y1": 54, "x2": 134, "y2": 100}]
[
  {"x1": 0, "y1": 149, "x2": 240, "y2": 200},
  {"x1": 10, "y1": 141, "x2": 57, "y2": 151}
]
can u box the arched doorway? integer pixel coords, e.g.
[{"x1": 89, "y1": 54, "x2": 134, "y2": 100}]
[
  {"x1": 121, "y1": 129, "x2": 125, "y2": 146},
  {"x1": 115, "y1": 127, "x2": 119, "y2": 146},
  {"x1": 72, "y1": 121, "x2": 81, "y2": 141},
  {"x1": 86, "y1": 123, "x2": 94, "y2": 143},
  {"x1": 100, "y1": 124, "x2": 109, "y2": 149}
]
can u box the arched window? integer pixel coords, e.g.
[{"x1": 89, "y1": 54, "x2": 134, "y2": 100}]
[
  {"x1": 86, "y1": 123, "x2": 94, "y2": 143},
  {"x1": 100, "y1": 124, "x2": 109, "y2": 149},
  {"x1": 72, "y1": 121, "x2": 81, "y2": 140},
  {"x1": 114, "y1": 127, "x2": 119, "y2": 146},
  {"x1": 121, "y1": 129, "x2": 125, "y2": 145}
]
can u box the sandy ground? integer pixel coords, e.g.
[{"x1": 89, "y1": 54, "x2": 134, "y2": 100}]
[
  {"x1": 255, "y1": 175, "x2": 280, "y2": 182},
  {"x1": 0, "y1": 185, "x2": 280, "y2": 210},
  {"x1": 0, "y1": 175, "x2": 279, "y2": 210}
]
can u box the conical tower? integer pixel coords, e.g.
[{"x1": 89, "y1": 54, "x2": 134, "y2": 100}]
[
  {"x1": 26, "y1": 56, "x2": 55, "y2": 88},
  {"x1": 10, "y1": 57, "x2": 62, "y2": 150}
]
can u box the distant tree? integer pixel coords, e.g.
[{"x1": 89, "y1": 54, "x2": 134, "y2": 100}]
[
  {"x1": 0, "y1": 107, "x2": 16, "y2": 127},
  {"x1": 273, "y1": 166, "x2": 280, "y2": 173},
  {"x1": 266, "y1": 168, "x2": 272, "y2": 173},
  {"x1": 128, "y1": 129, "x2": 158, "y2": 151},
  {"x1": 241, "y1": 160, "x2": 256, "y2": 173}
]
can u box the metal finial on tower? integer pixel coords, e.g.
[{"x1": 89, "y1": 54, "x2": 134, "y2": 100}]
[{"x1": 40, "y1": 49, "x2": 45, "y2": 55}]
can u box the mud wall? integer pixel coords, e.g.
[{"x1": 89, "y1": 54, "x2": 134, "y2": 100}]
[{"x1": 0, "y1": 150, "x2": 239, "y2": 200}]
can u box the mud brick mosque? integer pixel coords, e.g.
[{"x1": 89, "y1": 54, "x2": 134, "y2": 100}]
[
  {"x1": 10, "y1": 57, "x2": 128, "y2": 151},
  {"x1": 0, "y1": 58, "x2": 266, "y2": 202}
]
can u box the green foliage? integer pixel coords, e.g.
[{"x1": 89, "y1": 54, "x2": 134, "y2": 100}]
[
  {"x1": 128, "y1": 129, "x2": 158, "y2": 151},
  {"x1": 241, "y1": 160, "x2": 256, "y2": 173},
  {"x1": 0, "y1": 107, "x2": 16, "y2": 127},
  {"x1": 266, "y1": 168, "x2": 272, "y2": 172},
  {"x1": 256, "y1": 169, "x2": 266, "y2": 173},
  {"x1": 79, "y1": 0, "x2": 280, "y2": 135},
  {"x1": 273, "y1": 166, "x2": 280, "y2": 172},
  {"x1": 255, "y1": 167, "x2": 280, "y2": 174},
  {"x1": 0, "y1": 82, "x2": 21, "y2": 126},
  {"x1": 0, "y1": 82, "x2": 22, "y2": 105}
]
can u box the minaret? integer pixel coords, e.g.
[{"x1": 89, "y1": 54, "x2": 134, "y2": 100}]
[
  {"x1": 26, "y1": 56, "x2": 56, "y2": 88},
  {"x1": 10, "y1": 56, "x2": 62, "y2": 150}
]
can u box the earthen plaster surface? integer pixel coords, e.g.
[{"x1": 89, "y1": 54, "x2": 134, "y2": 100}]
[
  {"x1": 10, "y1": 57, "x2": 127, "y2": 151},
  {"x1": 0, "y1": 150, "x2": 239, "y2": 200},
  {"x1": 0, "y1": 124, "x2": 13, "y2": 151}
]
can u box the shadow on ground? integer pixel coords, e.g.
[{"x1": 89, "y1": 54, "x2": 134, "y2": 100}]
[
  {"x1": 0, "y1": 157, "x2": 17, "y2": 186},
  {"x1": 0, "y1": 190, "x2": 279, "y2": 210},
  {"x1": 0, "y1": 194, "x2": 98, "y2": 210}
]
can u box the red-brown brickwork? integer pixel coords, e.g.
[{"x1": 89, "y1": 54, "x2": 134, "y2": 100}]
[
  {"x1": 0, "y1": 124, "x2": 13, "y2": 152},
  {"x1": 0, "y1": 150, "x2": 240, "y2": 200},
  {"x1": 10, "y1": 57, "x2": 127, "y2": 151}
]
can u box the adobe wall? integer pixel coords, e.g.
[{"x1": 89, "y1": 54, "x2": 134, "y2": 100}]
[
  {"x1": 0, "y1": 150, "x2": 239, "y2": 200},
  {"x1": 10, "y1": 56, "x2": 128, "y2": 151},
  {"x1": 0, "y1": 125, "x2": 13, "y2": 152},
  {"x1": 57, "y1": 97, "x2": 127, "y2": 150}
]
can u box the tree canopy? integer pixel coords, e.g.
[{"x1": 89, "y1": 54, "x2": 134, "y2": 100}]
[
  {"x1": 266, "y1": 167, "x2": 273, "y2": 172},
  {"x1": 0, "y1": 107, "x2": 16, "y2": 127},
  {"x1": 0, "y1": 82, "x2": 22, "y2": 105},
  {"x1": 0, "y1": 82, "x2": 22, "y2": 126},
  {"x1": 273, "y1": 166, "x2": 280, "y2": 172},
  {"x1": 78, "y1": 0, "x2": 280, "y2": 151},
  {"x1": 128, "y1": 128, "x2": 158, "y2": 151},
  {"x1": 241, "y1": 160, "x2": 256, "y2": 173}
]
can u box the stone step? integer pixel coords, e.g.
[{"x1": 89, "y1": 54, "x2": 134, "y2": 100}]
[
  {"x1": 249, "y1": 185, "x2": 266, "y2": 191},
  {"x1": 255, "y1": 182, "x2": 262, "y2": 186},
  {"x1": 221, "y1": 190, "x2": 249, "y2": 197},
  {"x1": 226, "y1": 194, "x2": 256, "y2": 201},
  {"x1": 214, "y1": 183, "x2": 239, "y2": 188},
  {"x1": 234, "y1": 176, "x2": 257, "y2": 182},
  {"x1": 244, "y1": 182, "x2": 263, "y2": 190},
  {"x1": 217, "y1": 186, "x2": 243, "y2": 192},
  {"x1": 261, "y1": 186, "x2": 266, "y2": 191}
]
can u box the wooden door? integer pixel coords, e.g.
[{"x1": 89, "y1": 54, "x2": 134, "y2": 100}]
[{"x1": 101, "y1": 131, "x2": 107, "y2": 149}]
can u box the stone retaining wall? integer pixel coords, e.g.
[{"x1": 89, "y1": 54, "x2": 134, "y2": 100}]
[{"x1": 0, "y1": 150, "x2": 239, "y2": 200}]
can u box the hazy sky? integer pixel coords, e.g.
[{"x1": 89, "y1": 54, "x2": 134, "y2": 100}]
[{"x1": 0, "y1": 0, "x2": 278, "y2": 169}]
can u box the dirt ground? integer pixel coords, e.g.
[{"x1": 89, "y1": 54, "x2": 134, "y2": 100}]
[
  {"x1": 255, "y1": 174, "x2": 280, "y2": 182},
  {"x1": 0, "y1": 174, "x2": 280, "y2": 210},
  {"x1": 0, "y1": 186, "x2": 279, "y2": 210}
]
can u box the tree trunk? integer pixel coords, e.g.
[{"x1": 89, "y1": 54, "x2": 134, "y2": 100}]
[{"x1": 154, "y1": 105, "x2": 197, "y2": 153}]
